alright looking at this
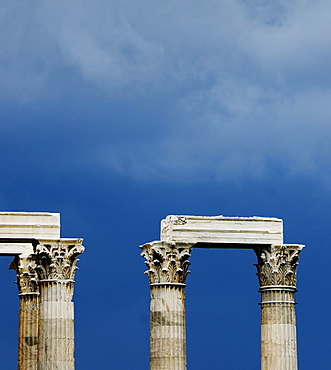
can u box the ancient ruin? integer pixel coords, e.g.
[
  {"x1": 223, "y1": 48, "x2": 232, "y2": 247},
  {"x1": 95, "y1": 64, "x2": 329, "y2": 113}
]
[
  {"x1": 141, "y1": 215, "x2": 304, "y2": 370},
  {"x1": 0, "y1": 212, "x2": 84, "y2": 370}
]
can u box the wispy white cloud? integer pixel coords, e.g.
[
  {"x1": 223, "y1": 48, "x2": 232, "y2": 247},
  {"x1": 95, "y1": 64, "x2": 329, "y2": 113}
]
[{"x1": 1, "y1": 0, "x2": 331, "y2": 183}]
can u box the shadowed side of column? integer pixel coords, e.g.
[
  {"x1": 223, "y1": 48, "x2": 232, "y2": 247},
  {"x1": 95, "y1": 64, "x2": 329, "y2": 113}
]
[{"x1": 11, "y1": 256, "x2": 40, "y2": 370}]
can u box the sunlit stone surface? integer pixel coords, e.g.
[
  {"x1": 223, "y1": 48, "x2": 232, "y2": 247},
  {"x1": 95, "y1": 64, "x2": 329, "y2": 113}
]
[
  {"x1": 0, "y1": 212, "x2": 60, "y2": 239},
  {"x1": 142, "y1": 214, "x2": 304, "y2": 370},
  {"x1": 0, "y1": 212, "x2": 60, "y2": 256},
  {"x1": 161, "y1": 215, "x2": 283, "y2": 245},
  {"x1": 141, "y1": 241, "x2": 192, "y2": 370},
  {"x1": 255, "y1": 244, "x2": 304, "y2": 370},
  {"x1": 0, "y1": 211, "x2": 84, "y2": 370},
  {"x1": 36, "y1": 239, "x2": 84, "y2": 370}
]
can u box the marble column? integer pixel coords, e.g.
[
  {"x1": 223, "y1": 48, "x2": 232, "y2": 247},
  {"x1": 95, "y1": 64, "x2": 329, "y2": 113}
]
[
  {"x1": 10, "y1": 255, "x2": 40, "y2": 370},
  {"x1": 141, "y1": 242, "x2": 192, "y2": 370},
  {"x1": 254, "y1": 244, "x2": 304, "y2": 370},
  {"x1": 36, "y1": 239, "x2": 84, "y2": 370}
]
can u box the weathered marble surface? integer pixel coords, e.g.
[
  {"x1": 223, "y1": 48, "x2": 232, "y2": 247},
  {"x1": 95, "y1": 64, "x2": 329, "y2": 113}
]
[
  {"x1": 0, "y1": 211, "x2": 60, "y2": 239},
  {"x1": 260, "y1": 295, "x2": 298, "y2": 369},
  {"x1": 142, "y1": 215, "x2": 304, "y2": 370},
  {"x1": 141, "y1": 242, "x2": 192, "y2": 370},
  {"x1": 0, "y1": 242, "x2": 35, "y2": 257},
  {"x1": 0, "y1": 211, "x2": 84, "y2": 370},
  {"x1": 150, "y1": 286, "x2": 187, "y2": 370},
  {"x1": 36, "y1": 239, "x2": 84, "y2": 370},
  {"x1": 11, "y1": 256, "x2": 39, "y2": 370},
  {"x1": 255, "y1": 244, "x2": 304, "y2": 370},
  {"x1": 161, "y1": 215, "x2": 283, "y2": 245}
]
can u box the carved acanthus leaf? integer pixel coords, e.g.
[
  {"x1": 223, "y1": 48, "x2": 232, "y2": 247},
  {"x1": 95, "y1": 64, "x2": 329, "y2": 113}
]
[
  {"x1": 36, "y1": 240, "x2": 84, "y2": 281},
  {"x1": 254, "y1": 244, "x2": 303, "y2": 287},
  {"x1": 140, "y1": 242, "x2": 192, "y2": 284},
  {"x1": 10, "y1": 255, "x2": 39, "y2": 294}
]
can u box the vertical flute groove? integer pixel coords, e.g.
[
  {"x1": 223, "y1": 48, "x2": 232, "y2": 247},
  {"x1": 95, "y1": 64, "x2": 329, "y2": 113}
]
[
  {"x1": 255, "y1": 244, "x2": 304, "y2": 370},
  {"x1": 36, "y1": 240, "x2": 84, "y2": 370},
  {"x1": 141, "y1": 242, "x2": 192, "y2": 370},
  {"x1": 150, "y1": 285, "x2": 187, "y2": 369},
  {"x1": 10, "y1": 256, "x2": 39, "y2": 370}
]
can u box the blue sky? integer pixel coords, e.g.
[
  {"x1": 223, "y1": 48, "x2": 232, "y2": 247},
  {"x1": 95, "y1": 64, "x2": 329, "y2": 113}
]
[{"x1": 1, "y1": 0, "x2": 331, "y2": 368}]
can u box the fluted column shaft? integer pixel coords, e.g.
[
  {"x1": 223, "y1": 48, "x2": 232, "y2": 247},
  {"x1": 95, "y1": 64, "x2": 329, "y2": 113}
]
[
  {"x1": 260, "y1": 287, "x2": 297, "y2": 369},
  {"x1": 255, "y1": 244, "x2": 304, "y2": 370},
  {"x1": 18, "y1": 294, "x2": 39, "y2": 370},
  {"x1": 11, "y1": 256, "x2": 40, "y2": 370},
  {"x1": 150, "y1": 284, "x2": 187, "y2": 369},
  {"x1": 36, "y1": 239, "x2": 84, "y2": 370},
  {"x1": 38, "y1": 280, "x2": 75, "y2": 369},
  {"x1": 141, "y1": 242, "x2": 192, "y2": 370}
]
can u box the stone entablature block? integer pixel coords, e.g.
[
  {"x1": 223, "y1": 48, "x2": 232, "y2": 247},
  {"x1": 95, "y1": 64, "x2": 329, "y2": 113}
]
[
  {"x1": 0, "y1": 211, "x2": 84, "y2": 370},
  {"x1": 142, "y1": 214, "x2": 304, "y2": 370},
  {"x1": 0, "y1": 212, "x2": 60, "y2": 240},
  {"x1": 161, "y1": 215, "x2": 283, "y2": 246},
  {"x1": 0, "y1": 242, "x2": 35, "y2": 257}
]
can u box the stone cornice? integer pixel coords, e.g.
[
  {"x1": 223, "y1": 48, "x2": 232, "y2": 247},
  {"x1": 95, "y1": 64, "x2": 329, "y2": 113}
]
[
  {"x1": 254, "y1": 244, "x2": 304, "y2": 288},
  {"x1": 36, "y1": 239, "x2": 84, "y2": 281},
  {"x1": 140, "y1": 241, "x2": 192, "y2": 285}
]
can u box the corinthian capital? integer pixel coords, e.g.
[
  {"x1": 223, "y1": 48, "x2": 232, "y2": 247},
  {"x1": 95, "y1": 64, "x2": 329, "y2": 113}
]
[
  {"x1": 140, "y1": 241, "x2": 192, "y2": 285},
  {"x1": 10, "y1": 255, "x2": 39, "y2": 295},
  {"x1": 36, "y1": 239, "x2": 84, "y2": 281},
  {"x1": 254, "y1": 244, "x2": 304, "y2": 288}
]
